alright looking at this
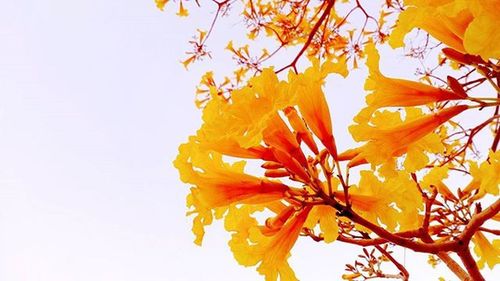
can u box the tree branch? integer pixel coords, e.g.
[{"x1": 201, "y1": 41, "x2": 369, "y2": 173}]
[
  {"x1": 460, "y1": 199, "x2": 500, "y2": 243},
  {"x1": 457, "y1": 249, "x2": 484, "y2": 281},
  {"x1": 276, "y1": 0, "x2": 336, "y2": 73}
]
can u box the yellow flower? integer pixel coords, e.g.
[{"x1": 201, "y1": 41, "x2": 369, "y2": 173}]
[
  {"x1": 428, "y1": 255, "x2": 440, "y2": 268},
  {"x1": 288, "y1": 60, "x2": 339, "y2": 158},
  {"x1": 174, "y1": 138, "x2": 289, "y2": 244},
  {"x1": 175, "y1": 63, "x2": 344, "y2": 278},
  {"x1": 421, "y1": 166, "x2": 458, "y2": 202},
  {"x1": 226, "y1": 205, "x2": 312, "y2": 281},
  {"x1": 263, "y1": 114, "x2": 307, "y2": 167},
  {"x1": 472, "y1": 231, "x2": 500, "y2": 269},
  {"x1": 176, "y1": 1, "x2": 189, "y2": 17},
  {"x1": 390, "y1": 0, "x2": 499, "y2": 60},
  {"x1": 342, "y1": 273, "x2": 362, "y2": 280},
  {"x1": 190, "y1": 64, "x2": 343, "y2": 182},
  {"x1": 334, "y1": 171, "x2": 422, "y2": 231},
  {"x1": 198, "y1": 68, "x2": 291, "y2": 151},
  {"x1": 284, "y1": 107, "x2": 319, "y2": 154},
  {"x1": 462, "y1": 0, "x2": 500, "y2": 60},
  {"x1": 303, "y1": 205, "x2": 339, "y2": 243},
  {"x1": 356, "y1": 42, "x2": 463, "y2": 124},
  {"x1": 155, "y1": 0, "x2": 169, "y2": 11},
  {"x1": 463, "y1": 150, "x2": 500, "y2": 199},
  {"x1": 176, "y1": 139, "x2": 288, "y2": 207},
  {"x1": 346, "y1": 105, "x2": 467, "y2": 168}
]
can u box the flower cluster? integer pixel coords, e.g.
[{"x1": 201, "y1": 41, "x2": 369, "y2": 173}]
[{"x1": 168, "y1": 0, "x2": 500, "y2": 280}]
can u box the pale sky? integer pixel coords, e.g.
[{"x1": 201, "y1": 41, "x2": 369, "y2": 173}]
[{"x1": 0, "y1": 1, "x2": 497, "y2": 281}]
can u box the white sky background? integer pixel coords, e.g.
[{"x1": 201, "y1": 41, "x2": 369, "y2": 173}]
[{"x1": 0, "y1": 1, "x2": 497, "y2": 281}]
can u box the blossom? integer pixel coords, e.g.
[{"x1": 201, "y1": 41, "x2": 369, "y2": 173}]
[
  {"x1": 334, "y1": 171, "x2": 422, "y2": 231},
  {"x1": 263, "y1": 114, "x2": 307, "y2": 167},
  {"x1": 174, "y1": 138, "x2": 289, "y2": 244},
  {"x1": 155, "y1": 0, "x2": 169, "y2": 11},
  {"x1": 226, "y1": 205, "x2": 312, "y2": 281},
  {"x1": 176, "y1": 1, "x2": 188, "y2": 17},
  {"x1": 175, "y1": 63, "x2": 344, "y2": 279},
  {"x1": 421, "y1": 166, "x2": 458, "y2": 202},
  {"x1": 356, "y1": 42, "x2": 463, "y2": 124},
  {"x1": 303, "y1": 205, "x2": 339, "y2": 243},
  {"x1": 472, "y1": 231, "x2": 500, "y2": 270},
  {"x1": 390, "y1": 0, "x2": 500, "y2": 60},
  {"x1": 288, "y1": 61, "x2": 340, "y2": 158},
  {"x1": 197, "y1": 68, "x2": 291, "y2": 151},
  {"x1": 284, "y1": 107, "x2": 319, "y2": 154},
  {"x1": 462, "y1": 150, "x2": 500, "y2": 199},
  {"x1": 345, "y1": 105, "x2": 467, "y2": 168}
]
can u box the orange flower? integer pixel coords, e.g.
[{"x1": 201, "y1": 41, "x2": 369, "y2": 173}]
[
  {"x1": 421, "y1": 166, "x2": 458, "y2": 202},
  {"x1": 155, "y1": 0, "x2": 169, "y2": 11},
  {"x1": 462, "y1": 150, "x2": 500, "y2": 199},
  {"x1": 197, "y1": 68, "x2": 292, "y2": 154},
  {"x1": 472, "y1": 231, "x2": 500, "y2": 269},
  {"x1": 284, "y1": 107, "x2": 319, "y2": 154},
  {"x1": 333, "y1": 171, "x2": 422, "y2": 231},
  {"x1": 175, "y1": 139, "x2": 288, "y2": 208},
  {"x1": 303, "y1": 205, "x2": 339, "y2": 243},
  {"x1": 263, "y1": 113, "x2": 307, "y2": 167},
  {"x1": 289, "y1": 61, "x2": 339, "y2": 158},
  {"x1": 226, "y1": 205, "x2": 311, "y2": 281},
  {"x1": 356, "y1": 42, "x2": 463, "y2": 123},
  {"x1": 390, "y1": 0, "x2": 499, "y2": 60},
  {"x1": 176, "y1": 1, "x2": 188, "y2": 17},
  {"x1": 176, "y1": 63, "x2": 344, "y2": 278},
  {"x1": 190, "y1": 65, "x2": 342, "y2": 183},
  {"x1": 174, "y1": 138, "x2": 289, "y2": 244},
  {"x1": 256, "y1": 207, "x2": 312, "y2": 279},
  {"x1": 347, "y1": 105, "x2": 468, "y2": 167}
]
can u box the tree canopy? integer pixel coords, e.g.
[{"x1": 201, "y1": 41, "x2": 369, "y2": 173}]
[{"x1": 161, "y1": 1, "x2": 500, "y2": 280}]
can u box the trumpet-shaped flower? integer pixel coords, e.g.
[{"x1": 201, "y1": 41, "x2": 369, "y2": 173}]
[
  {"x1": 356, "y1": 42, "x2": 463, "y2": 123},
  {"x1": 175, "y1": 64, "x2": 342, "y2": 270},
  {"x1": 346, "y1": 105, "x2": 467, "y2": 168},
  {"x1": 390, "y1": 0, "x2": 499, "y2": 60},
  {"x1": 197, "y1": 68, "x2": 292, "y2": 153},
  {"x1": 303, "y1": 205, "x2": 339, "y2": 243},
  {"x1": 226, "y1": 205, "x2": 312, "y2": 281},
  {"x1": 174, "y1": 138, "x2": 289, "y2": 244},
  {"x1": 463, "y1": 150, "x2": 500, "y2": 199},
  {"x1": 334, "y1": 171, "x2": 422, "y2": 231},
  {"x1": 472, "y1": 231, "x2": 500, "y2": 270},
  {"x1": 284, "y1": 107, "x2": 319, "y2": 154},
  {"x1": 263, "y1": 113, "x2": 307, "y2": 167},
  {"x1": 155, "y1": 0, "x2": 169, "y2": 11},
  {"x1": 288, "y1": 61, "x2": 339, "y2": 158},
  {"x1": 421, "y1": 166, "x2": 459, "y2": 202}
]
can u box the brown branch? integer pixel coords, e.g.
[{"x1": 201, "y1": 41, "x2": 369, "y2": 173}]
[
  {"x1": 457, "y1": 249, "x2": 484, "y2": 281},
  {"x1": 441, "y1": 115, "x2": 499, "y2": 166},
  {"x1": 419, "y1": 228, "x2": 469, "y2": 280},
  {"x1": 449, "y1": 199, "x2": 499, "y2": 280},
  {"x1": 319, "y1": 191, "x2": 499, "y2": 279},
  {"x1": 492, "y1": 127, "x2": 500, "y2": 152},
  {"x1": 202, "y1": 0, "x2": 229, "y2": 45},
  {"x1": 348, "y1": 210, "x2": 458, "y2": 253},
  {"x1": 460, "y1": 199, "x2": 500, "y2": 243},
  {"x1": 493, "y1": 74, "x2": 500, "y2": 151},
  {"x1": 374, "y1": 244, "x2": 409, "y2": 281},
  {"x1": 359, "y1": 232, "x2": 409, "y2": 281},
  {"x1": 438, "y1": 253, "x2": 471, "y2": 281},
  {"x1": 337, "y1": 228, "x2": 437, "y2": 246},
  {"x1": 478, "y1": 227, "x2": 500, "y2": 235},
  {"x1": 319, "y1": 194, "x2": 459, "y2": 253},
  {"x1": 276, "y1": 0, "x2": 336, "y2": 73},
  {"x1": 422, "y1": 188, "x2": 438, "y2": 231}
]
